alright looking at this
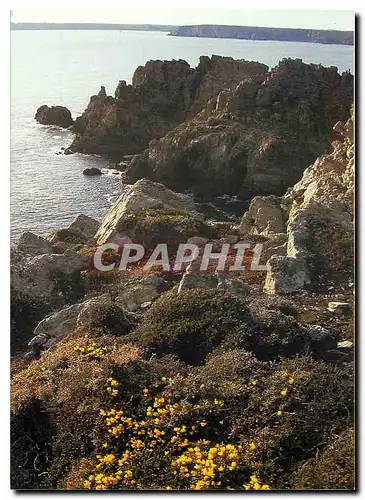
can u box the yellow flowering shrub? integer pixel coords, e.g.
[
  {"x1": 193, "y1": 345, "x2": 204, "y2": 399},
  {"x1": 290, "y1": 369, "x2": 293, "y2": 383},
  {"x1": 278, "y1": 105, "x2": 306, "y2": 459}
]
[
  {"x1": 81, "y1": 378, "x2": 270, "y2": 490},
  {"x1": 73, "y1": 336, "x2": 116, "y2": 360}
]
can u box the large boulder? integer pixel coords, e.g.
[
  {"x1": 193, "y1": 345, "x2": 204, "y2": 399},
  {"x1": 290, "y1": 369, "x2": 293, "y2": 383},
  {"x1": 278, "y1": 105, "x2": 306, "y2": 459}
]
[
  {"x1": 95, "y1": 178, "x2": 203, "y2": 245},
  {"x1": 14, "y1": 232, "x2": 53, "y2": 257},
  {"x1": 48, "y1": 214, "x2": 99, "y2": 246},
  {"x1": 239, "y1": 195, "x2": 286, "y2": 236},
  {"x1": 29, "y1": 303, "x2": 83, "y2": 349},
  {"x1": 68, "y1": 214, "x2": 99, "y2": 240},
  {"x1": 35, "y1": 105, "x2": 73, "y2": 128}
]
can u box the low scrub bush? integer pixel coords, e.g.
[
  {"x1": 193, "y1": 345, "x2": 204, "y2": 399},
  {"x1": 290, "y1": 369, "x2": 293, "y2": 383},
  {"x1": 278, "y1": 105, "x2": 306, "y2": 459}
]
[{"x1": 125, "y1": 289, "x2": 252, "y2": 365}]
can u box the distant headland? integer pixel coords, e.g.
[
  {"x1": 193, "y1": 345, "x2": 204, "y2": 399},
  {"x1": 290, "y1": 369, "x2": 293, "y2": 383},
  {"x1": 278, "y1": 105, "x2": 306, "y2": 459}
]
[
  {"x1": 169, "y1": 25, "x2": 354, "y2": 45},
  {"x1": 10, "y1": 22, "x2": 353, "y2": 45}
]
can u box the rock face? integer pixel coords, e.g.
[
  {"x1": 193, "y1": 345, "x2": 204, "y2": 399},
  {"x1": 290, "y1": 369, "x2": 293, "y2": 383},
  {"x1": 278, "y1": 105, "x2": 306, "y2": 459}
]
[
  {"x1": 125, "y1": 59, "x2": 353, "y2": 197},
  {"x1": 69, "y1": 56, "x2": 268, "y2": 158},
  {"x1": 95, "y1": 178, "x2": 200, "y2": 245},
  {"x1": 263, "y1": 106, "x2": 354, "y2": 294},
  {"x1": 35, "y1": 105, "x2": 73, "y2": 128},
  {"x1": 239, "y1": 196, "x2": 286, "y2": 236},
  {"x1": 68, "y1": 214, "x2": 100, "y2": 240},
  {"x1": 14, "y1": 232, "x2": 54, "y2": 257},
  {"x1": 29, "y1": 303, "x2": 83, "y2": 349},
  {"x1": 115, "y1": 276, "x2": 165, "y2": 312},
  {"x1": 11, "y1": 249, "x2": 89, "y2": 300}
]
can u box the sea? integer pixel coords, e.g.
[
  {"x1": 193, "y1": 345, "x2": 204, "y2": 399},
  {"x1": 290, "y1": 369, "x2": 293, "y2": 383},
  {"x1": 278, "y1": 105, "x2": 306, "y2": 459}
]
[{"x1": 10, "y1": 30, "x2": 354, "y2": 241}]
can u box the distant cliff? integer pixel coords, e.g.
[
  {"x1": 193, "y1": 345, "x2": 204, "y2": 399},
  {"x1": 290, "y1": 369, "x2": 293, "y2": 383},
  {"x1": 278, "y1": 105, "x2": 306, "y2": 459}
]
[
  {"x1": 10, "y1": 22, "x2": 174, "y2": 32},
  {"x1": 169, "y1": 25, "x2": 354, "y2": 46}
]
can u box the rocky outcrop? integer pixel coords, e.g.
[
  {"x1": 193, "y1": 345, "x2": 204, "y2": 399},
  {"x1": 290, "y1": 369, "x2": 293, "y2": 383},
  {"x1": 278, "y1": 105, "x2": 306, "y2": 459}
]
[
  {"x1": 125, "y1": 59, "x2": 353, "y2": 197},
  {"x1": 69, "y1": 56, "x2": 268, "y2": 158},
  {"x1": 95, "y1": 178, "x2": 201, "y2": 245},
  {"x1": 239, "y1": 196, "x2": 286, "y2": 236},
  {"x1": 35, "y1": 105, "x2": 73, "y2": 128},
  {"x1": 115, "y1": 275, "x2": 166, "y2": 312},
  {"x1": 14, "y1": 232, "x2": 54, "y2": 257},
  {"x1": 11, "y1": 249, "x2": 89, "y2": 300},
  {"x1": 263, "y1": 106, "x2": 354, "y2": 294},
  {"x1": 47, "y1": 214, "x2": 99, "y2": 251}
]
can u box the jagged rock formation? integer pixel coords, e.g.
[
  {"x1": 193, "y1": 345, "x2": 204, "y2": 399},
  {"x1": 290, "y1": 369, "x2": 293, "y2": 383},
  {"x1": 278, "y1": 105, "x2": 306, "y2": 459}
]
[
  {"x1": 125, "y1": 59, "x2": 353, "y2": 197},
  {"x1": 35, "y1": 105, "x2": 74, "y2": 128},
  {"x1": 256, "y1": 106, "x2": 355, "y2": 294},
  {"x1": 69, "y1": 56, "x2": 268, "y2": 158}
]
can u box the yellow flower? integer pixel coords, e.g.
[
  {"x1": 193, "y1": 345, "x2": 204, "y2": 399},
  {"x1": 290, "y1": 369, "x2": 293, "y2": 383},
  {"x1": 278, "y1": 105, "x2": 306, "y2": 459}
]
[
  {"x1": 277, "y1": 410, "x2": 283, "y2": 417},
  {"x1": 103, "y1": 454, "x2": 115, "y2": 464},
  {"x1": 288, "y1": 377, "x2": 295, "y2": 384},
  {"x1": 248, "y1": 442, "x2": 256, "y2": 451},
  {"x1": 281, "y1": 389, "x2": 288, "y2": 396},
  {"x1": 251, "y1": 379, "x2": 257, "y2": 385},
  {"x1": 161, "y1": 376, "x2": 167, "y2": 382}
]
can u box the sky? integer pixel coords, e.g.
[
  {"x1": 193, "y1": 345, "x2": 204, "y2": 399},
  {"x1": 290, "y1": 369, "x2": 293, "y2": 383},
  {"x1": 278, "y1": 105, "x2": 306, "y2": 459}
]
[{"x1": 11, "y1": 8, "x2": 355, "y2": 31}]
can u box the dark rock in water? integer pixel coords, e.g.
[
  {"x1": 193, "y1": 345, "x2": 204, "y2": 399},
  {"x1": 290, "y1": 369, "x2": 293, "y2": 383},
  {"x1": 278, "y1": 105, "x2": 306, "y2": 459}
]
[
  {"x1": 63, "y1": 147, "x2": 74, "y2": 155},
  {"x1": 83, "y1": 167, "x2": 102, "y2": 176},
  {"x1": 35, "y1": 104, "x2": 74, "y2": 128}
]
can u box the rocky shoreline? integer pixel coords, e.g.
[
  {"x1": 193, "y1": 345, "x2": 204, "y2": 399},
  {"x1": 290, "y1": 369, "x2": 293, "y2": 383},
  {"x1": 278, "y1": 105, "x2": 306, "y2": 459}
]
[{"x1": 13, "y1": 56, "x2": 355, "y2": 491}]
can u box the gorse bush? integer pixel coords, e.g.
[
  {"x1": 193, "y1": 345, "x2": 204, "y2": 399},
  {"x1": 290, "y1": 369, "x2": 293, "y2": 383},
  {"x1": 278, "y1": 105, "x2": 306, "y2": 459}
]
[
  {"x1": 125, "y1": 289, "x2": 252, "y2": 365},
  {"x1": 291, "y1": 427, "x2": 355, "y2": 490},
  {"x1": 126, "y1": 289, "x2": 324, "y2": 364},
  {"x1": 10, "y1": 329, "x2": 354, "y2": 490},
  {"x1": 79, "y1": 377, "x2": 270, "y2": 491},
  {"x1": 77, "y1": 301, "x2": 136, "y2": 336},
  {"x1": 219, "y1": 310, "x2": 308, "y2": 361}
]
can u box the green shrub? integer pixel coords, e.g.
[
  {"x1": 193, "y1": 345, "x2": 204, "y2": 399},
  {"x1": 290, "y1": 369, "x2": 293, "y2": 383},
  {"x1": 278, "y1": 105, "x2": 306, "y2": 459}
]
[
  {"x1": 79, "y1": 302, "x2": 136, "y2": 336},
  {"x1": 166, "y1": 353, "x2": 354, "y2": 489},
  {"x1": 219, "y1": 310, "x2": 308, "y2": 361},
  {"x1": 116, "y1": 209, "x2": 217, "y2": 249},
  {"x1": 11, "y1": 290, "x2": 50, "y2": 355},
  {"x1": 125, "y1": 289, "x2": 252, "y2": 365},
  {"x1": 291, "y1": 427, "x2": 355, "y2": 490}
]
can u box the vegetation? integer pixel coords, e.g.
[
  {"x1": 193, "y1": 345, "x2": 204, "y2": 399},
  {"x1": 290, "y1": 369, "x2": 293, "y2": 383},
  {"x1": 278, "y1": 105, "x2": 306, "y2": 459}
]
[{"x1": 10, "y1": 332, "x2": 354, "y2": 490}]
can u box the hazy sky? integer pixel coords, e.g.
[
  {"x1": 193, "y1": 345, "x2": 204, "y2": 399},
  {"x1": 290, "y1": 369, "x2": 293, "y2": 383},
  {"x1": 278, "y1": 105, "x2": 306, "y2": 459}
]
[{"x1": 11, "y1": 8, "x2": 354, "y2": 31}]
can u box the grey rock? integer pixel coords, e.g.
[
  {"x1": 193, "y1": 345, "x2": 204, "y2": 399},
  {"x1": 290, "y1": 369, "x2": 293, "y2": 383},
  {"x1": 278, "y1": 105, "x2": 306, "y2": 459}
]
[
  {"x1": 31, "y1": 303, "x2": 83, "y2": 345},
  {"x1": 15, "y1": 231, "x2": 54, "y2": 257},
  {"x1": 68, "y1": 214, "x2": 99, "y2": 240},
  {"x1": 83, "y1": 167, "x2": 102, "y2": 176},
  {"x1": 95, "y1": 178, "x2": 200, "y2": 245},
  {"x1": 264, "y1": 255, "x2": 310, "y2": 295},
  {"x1": 217, "y1": 276, "x2": 251, "y2": 296}
]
